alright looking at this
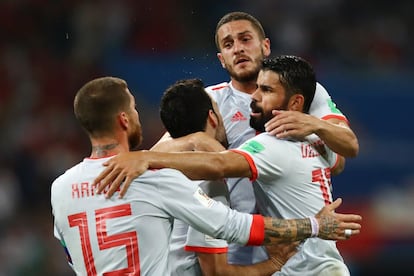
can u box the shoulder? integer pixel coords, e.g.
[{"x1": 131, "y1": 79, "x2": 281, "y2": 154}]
[
  {"x1": 315, "y1": 82, "x2": 330, "y2": 97},
  {"x1": 205, "y1": 82, "x2": 230, "y2": 94},
  {"x1": 51, "y1": 163, "x2": 82, "y2": 188},
  {"x1": 138, "y1": 168, "x2": 194, "y2": 188},
  {"x1": 310, "y1": 82, "x2": 346, "y2": 119},
  {"x1": 237, "y1": 133, "x2": 283, "y2": 154},
  {"x1": 120, "y1": 169, "x2": 197, "y2": 203}
]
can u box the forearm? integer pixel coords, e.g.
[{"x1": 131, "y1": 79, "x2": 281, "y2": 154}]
[
  {"x1": 198, "y1": 253, "x2": 281, "y2": 276},
  {"x1": 315, "y1": 119, "x2": 359, "y2": 157},
  {"x1": 217, "y1": 260, "x2": 280, "y2": 276},
  {"x1": 144, "y1": 150, "x2": 251, "y2": 180},
  {"x1": 263, "y1": 217, "x2": 312, "y2": 244}
]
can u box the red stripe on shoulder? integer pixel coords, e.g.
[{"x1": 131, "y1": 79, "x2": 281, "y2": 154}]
[{"x1": 210, "y1": 84, "x2": 229, "y2": 91}]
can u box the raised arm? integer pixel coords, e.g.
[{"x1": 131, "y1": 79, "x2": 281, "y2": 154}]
[{"x1": 265, "y1": 110, "x2": 359, "y2": 158}]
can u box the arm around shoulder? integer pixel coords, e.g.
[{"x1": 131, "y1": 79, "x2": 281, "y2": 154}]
[{"x1": 316, "y1": 118, "x2": 359, "y2": 158}]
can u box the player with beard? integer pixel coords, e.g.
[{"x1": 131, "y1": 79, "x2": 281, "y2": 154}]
[
  {"x1": 51, "y1": 76, "x2": 361, "y2": 275},
  {"x1": 197, "y1": 11, "x2": 358, "y2": 264},
  {"x1": 96, "y1": 11, "x2": 359, "y2": 265},
  {"x1": 159, "y1": 78, "x2": 297, "y2": 275},
  {"x1": 94, "y1": 56, "x2": 357, "y2": 275}
]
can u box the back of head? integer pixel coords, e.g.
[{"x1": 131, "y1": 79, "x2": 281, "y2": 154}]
[
  {"x1": 215, "y1": 11, "x2": 266, "y2": 50},
  {"x1": 160, "y1": 79, "x2": 214, "y2": 138},
  {"x1": 262, "y1": 56, "x2": 316, "y2": 113},
  {"x1": 74, "y1": 77, "x2": 130, "y2": 137}
]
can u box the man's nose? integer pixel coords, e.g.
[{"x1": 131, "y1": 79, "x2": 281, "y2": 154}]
[{"x1": 233, "y1": 40, "x2": 244, "y2": 53}]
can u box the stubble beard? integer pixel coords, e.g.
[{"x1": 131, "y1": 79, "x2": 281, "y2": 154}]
[
  {"x1": 250, "y1": 100, "x2": 290, "y2": 133},
  {"x1": 249, "y1": 115, "x2": 268, "y2": 133},
  {"x1": 129, "y1": 126, "x2": 143, "y2": 151},
  {"x1": 227, "y1": 55, "x2": 263, "y2": 84},
  {"x1": 231, "y1": 68, "x2": 259, "y2": 83}
]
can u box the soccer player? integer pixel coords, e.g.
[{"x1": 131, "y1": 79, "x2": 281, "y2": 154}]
[
  {"x1": 159, "y1": 78, "x2": 296, "y2": 275},
  {"x1": 94, "y1": 55, "x2": 356, "y2": 275},
  {"x1": 51, "y1": 76, "x2": 362, "y2": 275},
  {"x1": 150, "y1": 11, "x2": 359, "y2": 265}
]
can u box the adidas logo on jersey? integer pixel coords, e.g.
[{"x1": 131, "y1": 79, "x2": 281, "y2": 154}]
[{"x1": 231, "y1": 111, "x2": 247, "y2": 122}]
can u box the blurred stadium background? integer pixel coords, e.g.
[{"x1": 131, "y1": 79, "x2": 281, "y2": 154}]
[{"x1": 0, "y1": 1, "x2": 412, "y2": 275}]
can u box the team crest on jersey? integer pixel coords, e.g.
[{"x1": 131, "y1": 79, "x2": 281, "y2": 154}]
[
  {"x1": 193, "y1": 187, "x2": 214, "y2": 208},
  {"x1": 327, "y1": 99, "x2": 343, "y2": 114},
  {"x1": 240, "y1": 140, "x2": 265, "y2": 154}
]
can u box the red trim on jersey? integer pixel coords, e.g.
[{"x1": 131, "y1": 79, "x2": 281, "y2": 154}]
[
  {"x1": 321, "y1": 114, "x2": 349, "y2": 125},
  {"x1": 228, "y1": 149, "x2": 258, "y2": 181},
  {"x1": 246, "y1": 214, "x2": 265, "y2": 246},
  {"x1": 210, "y1": 84, "x2": 229, "y2": 91},
  {"x1": 184, "y1": 245, "x2": 228, "y2": 254}
]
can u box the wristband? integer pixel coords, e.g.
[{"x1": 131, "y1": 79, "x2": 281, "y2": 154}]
[{"x1": 309, "y1": 216, "x2": 319, "y2": 238}]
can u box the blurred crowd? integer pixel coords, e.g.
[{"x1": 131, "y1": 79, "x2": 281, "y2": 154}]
[{"x1": 0, "y1": 0, "x2": 412, "y2": 275}]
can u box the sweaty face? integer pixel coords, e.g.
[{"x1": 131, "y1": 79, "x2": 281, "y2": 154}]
[
  {"x1": 216, "y1": 20, "x2": 269, "y2": 83},
  {"x1": 126, "y1": 90, "x2": 143, "y2": 150},
  {"x1": 250, "y1": 70, "x2": 290, "y2": 132}
]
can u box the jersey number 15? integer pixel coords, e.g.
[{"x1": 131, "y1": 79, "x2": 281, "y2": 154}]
[{"x1": 68, "y1": 204, "x2": 140, "y2": 275}]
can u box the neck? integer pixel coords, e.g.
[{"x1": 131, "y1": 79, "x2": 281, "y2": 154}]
[
  {"x1": 231, "y1": 79, "x2": 257, "y2": 94},
  {"x1": 90, "y1": 142, "x2": 121, "y2": 158}
]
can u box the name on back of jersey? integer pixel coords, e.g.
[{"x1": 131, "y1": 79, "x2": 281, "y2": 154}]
[{"x1": 71, "y1": 181, "x2": 120, "y2": 199}]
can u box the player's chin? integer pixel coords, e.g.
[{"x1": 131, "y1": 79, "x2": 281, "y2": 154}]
[{"x1": 234, "y1": 65, "x2": 256, "y2": 77}]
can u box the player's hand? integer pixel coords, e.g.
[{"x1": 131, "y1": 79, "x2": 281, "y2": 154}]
[
  {"x1": 265, "y1": 110, "x2": 320, "y2": 140},
  {"x1": 266, "y1": 242, "x2": 299, "y2": 271},
  {"x1": 315, "y1": 198, "x2": 362, "y2": 240},
  {"x1": 94, "y1": 151, "x2": 149, "y2": 198}
]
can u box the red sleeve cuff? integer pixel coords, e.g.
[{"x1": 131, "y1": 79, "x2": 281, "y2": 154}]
[
  {"x1": 246, "y1": 214, "x2": 264, "y2": 246},
  {"x1": 228, "y1": 149, "x2": 258, "y2": 181},
  {"x1": 321, "y1": 114, "x2": 349, "y2": 125}
]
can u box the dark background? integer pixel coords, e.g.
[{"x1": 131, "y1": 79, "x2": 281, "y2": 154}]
[{"x1": 0, "y1": 1, "x2": 412, "y2": 275}]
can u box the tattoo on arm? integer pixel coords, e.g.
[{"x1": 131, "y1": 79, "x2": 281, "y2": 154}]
[{"x1": 264, "y1": 218, "x2": 312, "y2": 244}]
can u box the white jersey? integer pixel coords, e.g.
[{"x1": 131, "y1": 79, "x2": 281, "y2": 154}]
[
  {"x1": 51, "y1": 157, "x2": 264, "y2": 276},
  {"x1": 232, "y1": 133, "x2": 349, "y2": 276},
  {"x1": 169, "y1": 180, "x2": 229, "y2": 276},
  {"x1": 205, "y1": 81, "x2": 347, "y2": 265}
]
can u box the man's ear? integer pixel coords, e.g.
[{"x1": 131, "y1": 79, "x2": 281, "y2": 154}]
[
  {"x1": 262, "y1": 38, "x2": 271, "y2": 57},
  {"x1": 119, "y1": 112, "x2": 129, "y2": 130},
  {"x1": 207, "y1": 109, "x2": 218, "y2": 128},
  {"x1": 288, "y1": 94, "x2": 305, "y2": 112},
  {"x1": 217, "y1": 53, "x2": 226, "y2": 68}
]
